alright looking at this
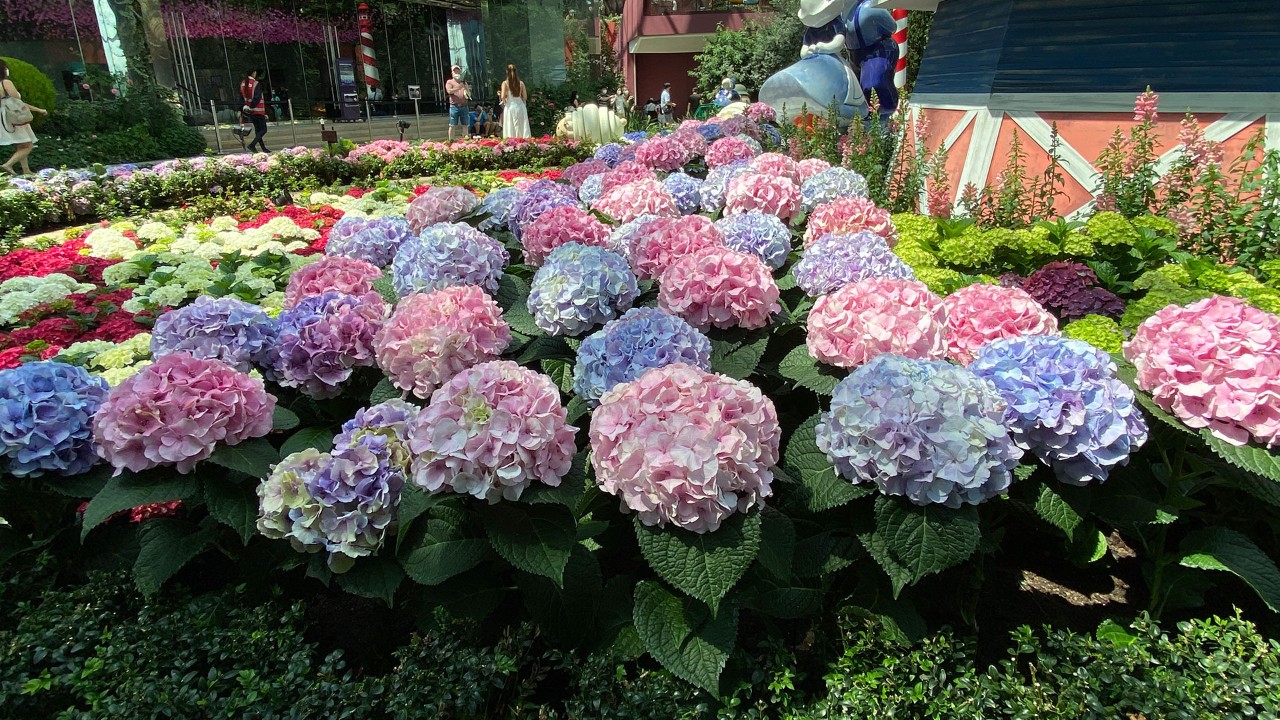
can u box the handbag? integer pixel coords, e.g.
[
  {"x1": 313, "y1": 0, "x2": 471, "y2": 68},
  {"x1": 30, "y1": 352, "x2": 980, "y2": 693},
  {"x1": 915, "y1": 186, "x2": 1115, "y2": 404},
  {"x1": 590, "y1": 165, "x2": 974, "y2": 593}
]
[{"x1": 0, "y1": 86, "x2": 34, "y2": 132}]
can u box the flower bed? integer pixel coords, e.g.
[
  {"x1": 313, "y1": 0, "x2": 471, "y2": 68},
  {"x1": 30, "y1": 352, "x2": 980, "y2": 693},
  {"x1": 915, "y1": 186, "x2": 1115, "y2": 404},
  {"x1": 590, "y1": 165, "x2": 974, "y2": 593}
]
[{"x1": 2, "y1": 116, "x2": 1279, "y2": 697}]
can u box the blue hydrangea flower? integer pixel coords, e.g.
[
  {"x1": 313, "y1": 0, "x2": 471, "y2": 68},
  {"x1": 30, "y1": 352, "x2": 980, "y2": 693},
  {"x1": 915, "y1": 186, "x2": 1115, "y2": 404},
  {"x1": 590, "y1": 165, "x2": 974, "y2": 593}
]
[
  {"x1": 969, "y1": 336, "x2": 1148, "y2": 486},
  {"x1": 760, "y1": 123, "x2": 783, "y2": 146},
  {"x1": 623, "y1": 131, "x2": 651, "y2": 144},
  {"x1": 817, "y1": 354, "x2": 1023, "y2": 508},
  {"x1": 150, "y1": 295, "x2": 277, "y2": 373},
  {"x1": 794, "y1": 231, "x2": 916, "y2": 296},
  {"x1": 696, "y1": 123, "x2": 723, "y2": 141},
  {"x1": 0, "y1": 361, "x2": 108, "y2": 477},
  {"x1": 508, "y1": 180, "x2": 579, "y2": 238},
  {"x1": 528, "y1": 243, "x2": 639, "y2": 336},
  {"x1": 800, "y1": 167, "x2": 869, "y2": 213},
  {"x1": 573, "y1": 307, "x2": 713, "y2": 406},
  {"x1": 663, "y1": 172, "x2": 704, "y2": 215},
  {"x1": 715, "y1": 211, "x2": 793, "y2": 270},
  {"x1": 326, "y1": 215, "x2": 414, "y2": 268},
  {"x1": 391, "y1": 222, "x2": 509, "y2": 297},
  {"x1": 478, "y1": 186, "x2": 521, "y2": 232},
  {"x1": 579, "y1": 173, "x2": 606, "y2": 206},
  {"x1": 594, "y1": 143, "x2": 624, "y2": 167},
  {"x1": 700, "y1": 159, "x2": 751, "y2": 213}
]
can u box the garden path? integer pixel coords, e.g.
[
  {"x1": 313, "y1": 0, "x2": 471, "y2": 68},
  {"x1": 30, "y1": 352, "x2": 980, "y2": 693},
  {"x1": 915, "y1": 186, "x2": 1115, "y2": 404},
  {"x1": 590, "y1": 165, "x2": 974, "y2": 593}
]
[{"x1": 197, "y1": 114, "x2": 454, "y2": 153}]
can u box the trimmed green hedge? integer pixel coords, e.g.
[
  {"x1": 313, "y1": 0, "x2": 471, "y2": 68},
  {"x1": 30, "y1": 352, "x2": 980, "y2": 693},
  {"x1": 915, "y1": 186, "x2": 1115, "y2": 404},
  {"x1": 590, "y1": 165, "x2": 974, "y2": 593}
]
[{"x1": 0, "y1": 56, "x2": 55, "y2": 130}]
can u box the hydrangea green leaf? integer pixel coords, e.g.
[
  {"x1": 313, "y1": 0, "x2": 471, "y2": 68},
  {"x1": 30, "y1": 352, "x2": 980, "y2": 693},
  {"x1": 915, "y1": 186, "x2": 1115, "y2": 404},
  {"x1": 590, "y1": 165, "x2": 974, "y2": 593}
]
[
  {"x1": 635, "y1": 511, "x2": 761, "y2": 610},
  {"x1": 633, "y1": 580, "x2": 738, "y2": 695},
  {"x1": 861, "y1": 497, "x2": 980, "y2": 596}
]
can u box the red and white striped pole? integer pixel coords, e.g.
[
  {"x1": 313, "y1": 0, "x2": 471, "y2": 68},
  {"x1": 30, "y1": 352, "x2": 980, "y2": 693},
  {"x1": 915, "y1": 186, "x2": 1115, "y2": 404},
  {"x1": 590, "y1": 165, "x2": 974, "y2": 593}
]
[
  {"x1": 357, "y1": 3, "x2": 380, "y2": 95},
  {"x1": 892, "y1": 9, "x2": 909, "y2": 89}
]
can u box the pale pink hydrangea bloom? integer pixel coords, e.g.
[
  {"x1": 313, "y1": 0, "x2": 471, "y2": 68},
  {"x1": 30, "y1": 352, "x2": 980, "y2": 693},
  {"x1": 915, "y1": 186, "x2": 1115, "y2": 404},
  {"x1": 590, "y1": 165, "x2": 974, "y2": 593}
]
[
  {"x1": 748, "y1": 152, "x2": 801, "y2": 184},
  {"x1": 670, "y1": 129, "x2": 708, "y2": 158},
  {"x1": 745, "y1": 102, "x2": 777, "y2": 124},
  {"x1": 943, "y1": 283, "x2": 1059, "y2": 364},
  {"x1": 807, "y1": 278, "x2": 948, "y2": 368},
  {"x1": 659, "y1": 246, "x2": 780, "y2": 331},
  {"x1": 592, "y1": 179, "x2": 680, "y2": 224},
  {"x1": 803, "y1": 196, "x2": 898, "y2": 247},
  {"x1": 408, "y1": 360, "x2": 577, "y2": 502},
  {"x1": 796, "y1": 158, "x2": 831, "y2": 181},
  {"x1": 406, "y1": 186, "x2": 480, "y2": 233},
  {"x1": 374, "y1": 287, "x2": 511, "y2": 399},
  {"x1": 590, "y1": 363, "x2": 780, "y2": 533},
  {"x1": 705, "y1": 136, "x2": 759, "y2": 168},
  {"x1": 1124, "y1": 296, "x2": 1280, "y2": 447},
  {"x1": 723, "y1": 172, "x2": 801, "y2": 222},
  {"x1": 520, "y1": 205, "x2": 613, "y2": 266},
  {"x1": 93, "y1": 352, "x2": 275, "y2": 474},
  {"x1": 634, "y1": 135, "x2": 692, "y2": 172},
  {"x1": 600, "y1": 161, "x2": 658, "y2": 194},
  {"x1": 284, "y1": 256, "x2": 382, "y2": 308},
  {"x1": 628, "y1": 215, "x2": 724, "y2": 281}
]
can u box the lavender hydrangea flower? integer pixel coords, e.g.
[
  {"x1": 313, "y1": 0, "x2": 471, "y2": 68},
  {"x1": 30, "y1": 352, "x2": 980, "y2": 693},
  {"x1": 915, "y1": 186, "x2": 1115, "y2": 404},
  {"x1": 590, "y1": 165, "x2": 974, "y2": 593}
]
[
  {"x1": 623, "y1": 131, "x2": 650, "y2": 143},
  {"x1": 335, "y1": 399, "x2": 419, "y2": 447},
  {"x1": 528, "y1": 243, "x2": 639, "y2": 336},
  {"x1": 269, "y1": 291, "x2": 386, "y2": 398},
  {"x1": 579, "y1": 173, "x2": 606, "y2": 206},
  {"x1": 817, "y1": 354, "x2": 1023, "y2": 508},
  {"x1": 573, "y1": 307, "x2": 712, "y2": 405},
  {"x1": 697, "y1": 123, "x2": 723, "y2": 141},
  {"x1": 700, "y1": 159, "x2": 751, "y2": 213},
  {"x1": 391, "y1": 222, "x2": 509, "y2": 297},
  {"x1": 0, "y1": 361, "x2": 108, "y2": 477},
  {"x1": 794, "y1": 232, "x2": 916, "y2": 296},
  {"x1": 325, "y1": 215, "x2": 414, "y2": 268},
  {"x1": 800, "y1": 167, "x2": 869, "y2": 213},
  {"x1": 715, "y1": 211, "x2": 793, "y2": 270},
  {"x1": 150, "y1": 295, "x2": 278, "y2": 372},
  {"x1": 594, "y1": 143, "x2": 624, "y2": 166},
  {"x1": 508, "y1": 180, "x2": 579, "y2": 238},
  {"x1": 478, "y1": 186, "x2": 521, "y2": 232},
  {"x1": 970, "y1": 336, "x2": 1148, "y2": 485},
  {"x1": 663, "y1": 172, "x2": 704, "y2": 215}
]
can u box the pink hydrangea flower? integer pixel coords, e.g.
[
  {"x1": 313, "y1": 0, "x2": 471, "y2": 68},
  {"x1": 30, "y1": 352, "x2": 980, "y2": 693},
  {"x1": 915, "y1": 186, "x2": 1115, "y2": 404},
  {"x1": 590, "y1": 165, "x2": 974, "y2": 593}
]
[
  {"x1": 634, "y1": 135, "x2": 692, "y2": 172},
  {"x1": 723, "y1": 172, "x2": 801, "y2": 222},
  {"x1": 592, "y1": 179, "x2": 679, "y2": 224},
  {"x1": 670, "y1": 129, "x2": 708, "y2": 158},
  {"x1": 93, "y1": 352, "x2": 275, "y2": 474},
  {"x1": 590, "y1": 363, "x2": 780, "y2": 533},
  {"x1": 630, "y1": 215, "x2": 725, "y2": 281},
  {"x1": 705, "y1": 136, "x2": 759, "y2": 168},
  {"x1": 1124, "y1": 296, "x2": 1280, "y2": 447},
  {"x1": 659, "y1": 246, "x2": 780, "y2": 331},
  {"x1": 284, "y1": 256, "x2": 382, "y2": 308},
  {"x1": 803, "y1": 197, "x2": 898, "y2": 247},
  {"x1": 807, "y1": 278, "x2": 948, "y2": 368},
  {"x1": 745, "y1": 102, "x2": 777, "y2": 124},
  {"x1": 406, "y1": 186, "x2": 481, "y2": 233},
  {"x1": 520, "y1": 205, "x2": 614, "y2": 266},
  {"x1": 796, "y1": 158, "x2": 832, "y2": 181},
  {"x1": 944, "y1": 283, "x2": 1060, "y2": 364},
  {"x1": 375, "y1": 286, "x2": 511, "y2": 399},
  {"x1": 748, "y1": 152, "x2": 801, "y2": 184},
  {"x1": 408, "y1": 360, "x2": 577, "y2": 502},
  {"x1": 600, "y1": 161, "x2": 658, "y2": 195}
]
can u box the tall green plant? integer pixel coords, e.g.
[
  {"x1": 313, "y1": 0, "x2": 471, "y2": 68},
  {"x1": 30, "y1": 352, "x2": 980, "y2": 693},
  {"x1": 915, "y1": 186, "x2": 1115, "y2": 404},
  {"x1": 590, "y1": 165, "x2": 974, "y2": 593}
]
[{"x1": 690, "y1": 0, "x2": 802, "y2": 96}]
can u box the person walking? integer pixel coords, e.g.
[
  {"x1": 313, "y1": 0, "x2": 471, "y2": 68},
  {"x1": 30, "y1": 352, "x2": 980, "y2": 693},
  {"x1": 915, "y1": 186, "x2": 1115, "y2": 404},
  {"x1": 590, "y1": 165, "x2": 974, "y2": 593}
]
[
  {"x1": 685, "y1": 88, "x2": 702, "y2": 119},
  {"x1": 445, "y1": 65, "x2": 470, "y2": 142},
  {"x1": 0, "y1": 59, "x2": 48, "y2": 175},
  {"x1": 658, "y1": 82, "x2": 673, "y2": 126},
  {"x1": 611, "y1": 86, "x2": 632, "y2": 118},
  {"x1": 499, "y1": 64, "x2": 530, "y2": 139},
  {"x1": 239, "y1": 69, "x2": 269, "y2": 153}
]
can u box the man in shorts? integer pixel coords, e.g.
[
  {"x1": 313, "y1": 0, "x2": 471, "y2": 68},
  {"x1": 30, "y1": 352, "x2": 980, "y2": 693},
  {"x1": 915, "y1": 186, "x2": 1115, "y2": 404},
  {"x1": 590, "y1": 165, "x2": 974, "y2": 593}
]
[{"x1": 445, "y1": 64, "x2": 470, "y2": 142}]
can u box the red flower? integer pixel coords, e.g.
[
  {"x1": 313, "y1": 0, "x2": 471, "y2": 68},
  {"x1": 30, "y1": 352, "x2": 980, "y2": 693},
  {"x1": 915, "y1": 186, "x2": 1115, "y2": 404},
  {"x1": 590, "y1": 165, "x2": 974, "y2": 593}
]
[
  {"x1": 130, "y1": 501, "x2": 183, "y2": 523},
  {"x1": 0, "y1": 347, "x2": 25, "y2": 369}
]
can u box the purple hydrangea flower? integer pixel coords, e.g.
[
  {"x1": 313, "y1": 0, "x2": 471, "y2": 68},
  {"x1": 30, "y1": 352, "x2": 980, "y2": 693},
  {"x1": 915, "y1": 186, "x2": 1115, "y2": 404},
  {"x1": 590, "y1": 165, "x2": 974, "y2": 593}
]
[
  {"x1": 817, "y1": 354, "x2": 1023, "y2": 508},
  {"x1": 150, "y1": 295, "x2": 277, "y2": 373},
  {"x1": 800, "y1": 167, "x2": 869, "y2": 213},
  {"x1": 794, "y1": 231, "x2": 916, "y2": 296},
  {"x1": 700, "y1": 159, "x2": 751, "y2": 213},
  {"x1": 478, "y1": 186, "x2": 521, "y2": 233},
  {"x1": 970, "y1": 336, "x2": 1147, "y2": 485},
  {"x1": 269, "y1": 291, "x2": 386, "y2": 398},
  {"x1": 715, "y1": 210, "x2": 793, "y2": 270},
  {"x1": 594, "y1": 143, "x2": 624, "y2": 167},
  {"x1": 663, "y1": 172, "x2": 704, "y2": 215},
  {"x1": 696, "y1": 123, "x2": 724, "y2": 141},
  {"x1": 528, "y1": 243, "x2": 639, "y2": 336},
  {"x1": 0, "y1": 361, "x2": 108, "y2": 477},
  {"x1": 563, "y1": 159, "x2": 611, "y2": 188},
  {"x1": 325, "y1": 216, "x2": 414, "y2": 268},
  {"x1": 573, "y1": 307, "x2": 712, "y2": 405},
  {"x1": 508, "y1": 179, "x2": 579, "y2": 238},
  {"x1": 391, "y1": 221, "x2": 509, "y2": 297}
]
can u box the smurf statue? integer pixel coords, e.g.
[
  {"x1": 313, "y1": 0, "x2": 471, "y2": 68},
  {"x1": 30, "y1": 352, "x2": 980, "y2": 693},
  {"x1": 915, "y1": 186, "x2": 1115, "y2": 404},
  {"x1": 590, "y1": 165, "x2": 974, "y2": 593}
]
[
  {"x1": 759, "y1": 0, "x2": 900, "y2": 126},
  {"x1": 713, "y1": 77, "x2": 740, "y2": 108}
]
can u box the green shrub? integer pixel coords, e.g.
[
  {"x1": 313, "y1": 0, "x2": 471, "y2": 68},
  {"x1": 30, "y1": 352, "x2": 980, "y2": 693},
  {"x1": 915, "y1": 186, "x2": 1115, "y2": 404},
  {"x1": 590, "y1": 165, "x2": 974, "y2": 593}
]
[{"x1": 0, "y1": 56, "x2": 55, "y2": 130}]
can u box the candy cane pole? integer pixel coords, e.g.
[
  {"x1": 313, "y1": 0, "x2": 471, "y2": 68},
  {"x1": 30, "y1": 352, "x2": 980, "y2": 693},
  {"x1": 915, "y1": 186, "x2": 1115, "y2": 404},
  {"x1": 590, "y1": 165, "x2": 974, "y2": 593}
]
[
  {"x1": 892, "y1": 9, "x2": 908, "y2": 89},
  {"x1": 357, "y1": 3, "x2": 380, "y2": 95}
]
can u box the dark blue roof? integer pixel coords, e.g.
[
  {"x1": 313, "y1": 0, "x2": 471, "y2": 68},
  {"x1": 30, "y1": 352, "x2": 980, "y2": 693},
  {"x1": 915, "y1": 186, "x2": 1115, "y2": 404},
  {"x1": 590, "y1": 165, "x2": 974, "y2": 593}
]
[{"x1": 915, "y1": 0, "x2": 1280, "y2": 95}]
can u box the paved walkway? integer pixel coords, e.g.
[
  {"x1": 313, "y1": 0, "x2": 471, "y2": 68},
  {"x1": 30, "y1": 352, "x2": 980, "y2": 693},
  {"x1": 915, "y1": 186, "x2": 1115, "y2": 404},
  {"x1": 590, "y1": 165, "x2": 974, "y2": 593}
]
[{"x1": 199, "y1": 114, "x2": 460, "y2": 153}]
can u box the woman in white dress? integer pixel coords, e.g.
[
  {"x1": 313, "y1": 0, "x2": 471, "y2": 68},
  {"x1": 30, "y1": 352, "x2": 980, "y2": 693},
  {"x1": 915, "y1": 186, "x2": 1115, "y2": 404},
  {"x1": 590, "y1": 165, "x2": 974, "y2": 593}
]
[
  {"x1": 0, "y1": 59, "x2": 48, "y2": 176},
  {"x1": 499, "y1": 64, "x2": 531, "y2": 139}
]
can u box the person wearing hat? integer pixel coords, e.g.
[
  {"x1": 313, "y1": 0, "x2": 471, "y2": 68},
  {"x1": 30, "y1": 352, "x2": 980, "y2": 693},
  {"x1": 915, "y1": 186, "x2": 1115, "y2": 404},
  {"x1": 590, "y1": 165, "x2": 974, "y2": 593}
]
[
  {"x1": 445, "y1": 64, "x2": 471, "y2": 142},
  {"x1": 659, "y1": 82, "x2": 674, "y2": 126}
]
